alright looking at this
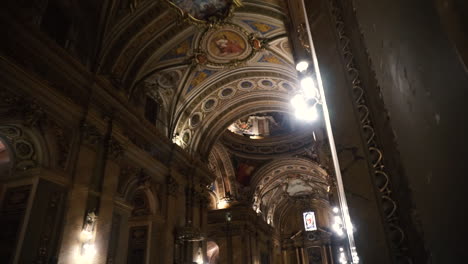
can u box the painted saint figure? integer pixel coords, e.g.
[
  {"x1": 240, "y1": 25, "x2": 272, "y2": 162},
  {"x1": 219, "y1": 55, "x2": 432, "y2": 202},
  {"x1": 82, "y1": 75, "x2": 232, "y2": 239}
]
[{"x1": 214, "y1": 34, "x2": 244, "y2": 56}]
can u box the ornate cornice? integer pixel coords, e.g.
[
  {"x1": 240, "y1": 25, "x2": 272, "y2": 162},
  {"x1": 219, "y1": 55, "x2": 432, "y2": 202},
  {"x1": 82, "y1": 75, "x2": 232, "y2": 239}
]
[{"x1": 329, "y1": 0, "x2": 411, "y2": 262}]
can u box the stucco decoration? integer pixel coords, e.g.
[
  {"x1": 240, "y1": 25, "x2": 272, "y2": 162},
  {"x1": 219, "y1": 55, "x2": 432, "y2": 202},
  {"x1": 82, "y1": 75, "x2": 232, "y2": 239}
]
[
  {"x1": 165, "y1": 0, "x2": 242, "y2": 24},
  {"x1": 0, "y1": 125, "x2": 41, "y2": 171}
]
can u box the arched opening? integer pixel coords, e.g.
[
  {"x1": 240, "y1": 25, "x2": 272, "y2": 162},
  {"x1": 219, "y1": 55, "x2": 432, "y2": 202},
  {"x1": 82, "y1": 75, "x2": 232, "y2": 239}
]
[
  {"x1": 0, "y1": 138, "x2": 12, "y2": 176},
  {"x1": 206, "y1": 240, "x2": 219, "y2": 264}
]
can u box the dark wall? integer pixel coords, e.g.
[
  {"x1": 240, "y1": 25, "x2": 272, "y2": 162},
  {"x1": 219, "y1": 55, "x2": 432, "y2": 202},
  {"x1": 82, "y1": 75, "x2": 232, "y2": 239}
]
[{"x1": 351, "y1": 0, "x2": 468, "y2": 262}]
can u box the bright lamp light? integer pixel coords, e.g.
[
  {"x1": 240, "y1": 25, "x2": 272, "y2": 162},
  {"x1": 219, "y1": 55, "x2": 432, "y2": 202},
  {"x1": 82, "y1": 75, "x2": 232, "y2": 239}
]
[
  {"x1": 290, "y1": 94, "x2": 318, "y2": 121},
  {"x1": 300, "y1": 76, "x2": 317, "y2": 99},
  {"x1": 296, "y1": 60, "x2": 309, "y2": 72}
]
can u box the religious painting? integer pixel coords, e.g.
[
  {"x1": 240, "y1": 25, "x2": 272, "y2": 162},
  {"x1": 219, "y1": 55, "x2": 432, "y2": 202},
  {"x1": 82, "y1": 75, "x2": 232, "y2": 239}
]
[
  {"x1": 167, "y1": 0, "x2": 242, "y2": 23},
  {"x1": 227, "y1": 112, "x2": 296, "y2": 139},
  {"x1": 200, "y1": 24, "x2": 252, "y2": 65},
  {"x1": 208, "y1": 30, "x2": 246, "y2": 59},
  {"x1": 236, "y1": 161, "x2": 256, "y2": 186},
  {"x1": 303, "y1": 211, "x2": 317, "y2": 231}
]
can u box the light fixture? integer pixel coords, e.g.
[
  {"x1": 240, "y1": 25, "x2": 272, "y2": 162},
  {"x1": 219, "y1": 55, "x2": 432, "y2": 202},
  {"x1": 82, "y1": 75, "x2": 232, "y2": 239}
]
[
  {"x1": 80, "y1": 211, "x2": 97, "y2": 258},
  {"x1": 291, "y1": 0, "x2": 360, "y2": 261},
  {"x1": 296, "y1": 60, "x2": 309, "y2": 72},
  {"x1": 195, "y1": 246, "x2": 204, "y2": 264},
  {"x1": 300, "y1": 76, "x2": 317, "y2": 99},
  {"x1": 332, "y1": 215, "x2": 344, "y2": 236},
  {"x1": 218, "y1": 192, "x2": 234, "y2": 209},
  {"x1": 217, "y1": 199, "x2": 229, "y2": 209},
  {"x1": 81, "y1": 242, "x2": 96, "y2": 258},
  {"x1": 290, "y1": 94, "x2": 318, "y2": 121},
  {"x1": 339, "y1": 247, "x2": 348, "y2": 264},
  {"x1": 351, "y1": 247, "x2": 360, "y2": 263},
  {"x1": 291, "y1": 74, "x2": 320, "y2": 121}
]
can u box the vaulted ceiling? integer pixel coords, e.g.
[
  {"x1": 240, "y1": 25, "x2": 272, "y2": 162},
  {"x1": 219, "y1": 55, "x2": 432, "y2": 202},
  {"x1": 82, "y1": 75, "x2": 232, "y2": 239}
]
[{"x1": 98, "y1": 0, "x2": 331, "y2": 231}]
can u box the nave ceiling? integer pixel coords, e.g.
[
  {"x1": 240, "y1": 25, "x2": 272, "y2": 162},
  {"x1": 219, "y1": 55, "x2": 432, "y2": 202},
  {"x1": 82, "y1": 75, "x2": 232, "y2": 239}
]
[{"x1": 98, "y1": 0, "x2": 332, "y2": 231}]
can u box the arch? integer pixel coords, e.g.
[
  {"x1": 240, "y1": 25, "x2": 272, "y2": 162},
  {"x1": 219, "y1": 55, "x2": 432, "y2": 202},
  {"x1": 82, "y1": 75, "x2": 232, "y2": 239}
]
[
  {"x1": 0, "y1": 124, "x2": 48, "y2": 173},
  {"x1": 118, "y1": 170, "x2": 161, "y2": 217},
  {"x1": 0, "y1": 137, "x2": 13, "y2": 176},
  {"x1": 249, "y1": 158, "x2": 330, "y2": 224},
  {"x1": 208, "y1": 143, "x2": 237, "y2": 201},
  {"x1": 191, "y1": 95, "x2": 294, "y2": 157},
  {"x1": 206, "y1": 240, "x2": 220, "y2": 264}
]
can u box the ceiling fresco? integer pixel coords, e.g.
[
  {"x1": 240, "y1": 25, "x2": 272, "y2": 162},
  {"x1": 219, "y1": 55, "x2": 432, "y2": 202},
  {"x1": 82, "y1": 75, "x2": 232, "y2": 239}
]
[
  {"x1": 227, "y1": 112, "x2": 299, "y2": 139},
  {"x1": 166, "y1": 0, "x2": 242, "y2": 23},
  {"x1": 98, "y1": 0, "x2": 330, "y2": 227}
]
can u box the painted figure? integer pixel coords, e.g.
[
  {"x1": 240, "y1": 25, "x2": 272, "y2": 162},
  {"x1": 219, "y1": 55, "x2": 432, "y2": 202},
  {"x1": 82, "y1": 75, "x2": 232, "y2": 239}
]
[{"x1": 214, "y1": 34, "x2": 244, "y2": 56}]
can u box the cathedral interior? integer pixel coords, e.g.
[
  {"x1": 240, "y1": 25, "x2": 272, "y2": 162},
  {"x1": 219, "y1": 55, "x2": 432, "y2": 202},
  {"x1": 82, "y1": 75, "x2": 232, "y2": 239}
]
[{"x1": 1, "y1": 0, "x2": 467, "y2": 263}]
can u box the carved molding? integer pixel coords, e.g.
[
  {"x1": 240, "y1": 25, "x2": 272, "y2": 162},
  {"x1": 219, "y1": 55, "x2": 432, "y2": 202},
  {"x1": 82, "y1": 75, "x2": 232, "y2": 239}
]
[
  {"x1": 0, "y1": 125, "x2": 38, "y2": 171},
  {"x1": 329, "y1": 1, "x2": 411, "y2": 262}
]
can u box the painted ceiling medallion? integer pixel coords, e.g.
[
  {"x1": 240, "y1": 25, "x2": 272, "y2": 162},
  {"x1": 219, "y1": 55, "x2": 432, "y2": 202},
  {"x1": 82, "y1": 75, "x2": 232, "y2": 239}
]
[
  {"x1": 166, "y1": 0, "x2": 242, "y2": 24},
  {"x1": 199, "y1": 24, "x2": 264, "y2": 67}
]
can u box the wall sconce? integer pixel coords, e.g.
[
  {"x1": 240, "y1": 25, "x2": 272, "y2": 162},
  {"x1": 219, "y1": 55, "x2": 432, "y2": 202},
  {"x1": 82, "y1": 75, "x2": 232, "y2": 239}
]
[
  {"x1": 80, "y1": 211, "x2": 97, "y2": 258},
  {"x1": 217, "y1": 192, "x2": 234, "y2": 209}
]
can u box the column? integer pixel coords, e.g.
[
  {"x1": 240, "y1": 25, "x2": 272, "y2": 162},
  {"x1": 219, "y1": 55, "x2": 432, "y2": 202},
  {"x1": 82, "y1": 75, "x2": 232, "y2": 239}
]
[
  {"x1": 57, "y1": 144, "x2": 97, "y2": 264},
  {"x1": 94, "y1": 156, "x2": 120, "y2": 264}
]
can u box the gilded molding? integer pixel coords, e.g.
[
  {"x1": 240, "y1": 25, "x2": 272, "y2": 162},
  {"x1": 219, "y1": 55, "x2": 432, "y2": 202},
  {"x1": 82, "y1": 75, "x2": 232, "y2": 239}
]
[{"x1": 329, "y1": 0, "x2": 411, "y2": 262}]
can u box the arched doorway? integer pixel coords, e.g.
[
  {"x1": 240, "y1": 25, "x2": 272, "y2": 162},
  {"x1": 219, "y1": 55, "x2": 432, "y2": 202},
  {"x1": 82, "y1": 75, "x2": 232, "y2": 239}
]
[{"x1": 206, "y1": 240, "x2": 219, "y2": 264}]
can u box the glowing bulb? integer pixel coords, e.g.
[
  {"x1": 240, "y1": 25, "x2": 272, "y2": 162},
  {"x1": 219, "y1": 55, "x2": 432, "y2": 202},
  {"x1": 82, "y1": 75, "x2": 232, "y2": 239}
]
[
  {"x1": 300, "y1": 76, "x2": 317, "y2": 99},
  {"x1": 217, "y1": 199, "x2": 228, "y2": 209},
  {"x1": 296, "y1": 61, "x2": 309, "y2": 72},
  {"x1": 332, "y1": 215, "x2": 344, "y2": 236},
  {"x1": 82, "y1": 243, "x2": 96, "y2": 257},
  {"x1": 291, "y1": 94, "x2": 306, "y2": 107},
  {"x1": 333, "y1": 207, "x2": 339, "y2": 213},
  {"x1": 80, "y1": 230, "x2": 93, "y2": 242}
]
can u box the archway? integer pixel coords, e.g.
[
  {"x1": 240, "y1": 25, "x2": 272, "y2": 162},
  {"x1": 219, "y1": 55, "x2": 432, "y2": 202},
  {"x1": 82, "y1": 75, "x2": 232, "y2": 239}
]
[
  {"x1": 0, "y1": 138, "x2": 12, "y2": 176},
  {"x1": 206, "y1": 240, "x2": 220, "y2": 264}
]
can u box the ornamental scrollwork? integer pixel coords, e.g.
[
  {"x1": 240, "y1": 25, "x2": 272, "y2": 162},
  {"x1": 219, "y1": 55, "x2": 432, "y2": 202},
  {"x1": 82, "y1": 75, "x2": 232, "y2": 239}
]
[
  {"x1": 329, "y1": 1, "x2": 411, "y2": 262},
  {"x1": 0, "y1": 125, "x2": 38, "y2": 171}
]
